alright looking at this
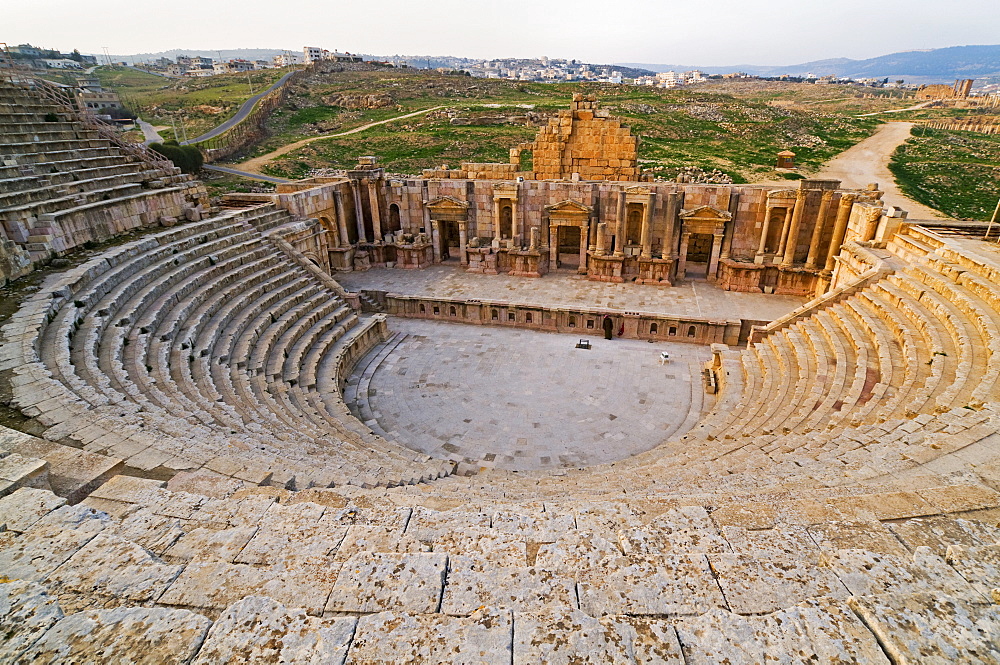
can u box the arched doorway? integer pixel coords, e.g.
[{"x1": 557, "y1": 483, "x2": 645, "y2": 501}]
[
  {"x1": 602, "y1": 315, "x2": 614, "y2": 340},
  {"x1": 500, "y1": 205, "x2": 513, "y2": 239},
  {"x1": 387, "y1": 204, "x2": 401, "y2": 235},
  {"x1": 684, "y1": 233, "x2": 714, "y2": 279},
  {"x1": 556, "y1": 226, "x2": 581, "y2": 269}
]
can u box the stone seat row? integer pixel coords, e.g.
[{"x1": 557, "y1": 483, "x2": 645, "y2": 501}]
[
  {"x1": 4, "y1": 207, "x2": 453, "y2": 489},
  {"x1": 2, "y1": 474, "x2": 999, "y2": 662},
  {"x1": 0, "y1": 162, "x2": 185, "y2": 209}
]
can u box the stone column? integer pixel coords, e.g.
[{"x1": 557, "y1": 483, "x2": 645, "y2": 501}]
[
  {"x1": 529, "y1": 226, "x2": 539, "y2": 250},
  {"x1": 351, "y1": 180, "x2": 366, "y2": 243},
  {"x1": 776, "y1": 205, "x2": 794, "y2": 260},
  {"x1": 595, "y1": 222, "x2": 608, "y2": 256},
  {"x1": 823, "y1": 194, "x2": 856, "y2": 273},
  {"x1": 513, "y1": 199, "x2": 522, "y2": 245},
  {"x1": 708, "y1": 232, "x2": 724, "y2": 280},
  {"x1": 805, "y1": 190, "x2": 834, "y2": 269},
  {"x1": 579, "y1": 222, "x2": 589, "y2": 273},
  {"x1": 588, "y1": 215, "x2": 597, "y2": 252},
  {"x1": 430, "y1": 220, "x2": 441, "y2": 263},
  {"x1": 614, "y1": 190, "x2": 626, "y2": 257},
  {"x1": 780, "y1": 189, "x2": 808, "y2": 267},
  {"x1": 677, "y1": 232, "x2": 691, "y2": 278},
  {"x1": 334, "y1": 190, "x2": 351, "y2": 248},
  {"x1": 862, "y1": 207, "x2": 882, "y2": 242},
  {"x1": 662, "y1": 191, "x2": 680, "y2": 260},
  {"x1": 549, "y1": 225, "x2": 559, "y2": 266},
  {"x1": 492, "y1": 198, "x2": 501, "y2": 239},
  {"x1": 639, "y1": 196, "x2": 654, "y2": 259},
  {"x1": 756, "y1": 204, "x2": 774, "y2": 262},
  {"x1": 367, "y1": 180, "x2": 382, "y2": 243},
  {"x1": 458, "y1": 221, "x2": 468, "y2": 266},
  {"x1": 721, "y1": 191, "x2": 738, "y2": 261}
]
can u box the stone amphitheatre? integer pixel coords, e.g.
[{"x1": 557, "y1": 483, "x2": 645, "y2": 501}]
[{"x1": 2, "y1": 71, "x2": 1000, "y2": 663}]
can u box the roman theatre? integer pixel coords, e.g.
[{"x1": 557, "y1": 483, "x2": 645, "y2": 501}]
[{"x1": 1, "y1": 78, "x2": 1000, "y2": 662}]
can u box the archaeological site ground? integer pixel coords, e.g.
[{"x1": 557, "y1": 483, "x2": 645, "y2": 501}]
[{"x1": 2, "y1": 60, "x2": 1000, "y2": 663}]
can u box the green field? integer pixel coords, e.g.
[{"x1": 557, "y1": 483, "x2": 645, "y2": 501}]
[
  {"x1": 228, "y1": 69, "x2": 898, "y2": 181},
  {"x1": 889, "y1": 126, "x2": 1000, "y2": 220},
  {"x1": 91, "y1": 66, "x2": 291, "y2": 139}
]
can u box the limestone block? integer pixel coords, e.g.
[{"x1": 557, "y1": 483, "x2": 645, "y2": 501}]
[
  {"x1": 708, "y1": 553, "x2": 849, "y2": 615},
  {"x1": 345, "y1": 608, "x2": 512, "y2": 664},
  {"x1": 18, "y1": 606, "x2": 211, "y2": 665},
  {"x1": 0, "y1": 487, "x2": 66, "y2": 533},
  {"x1": 576, "y1": 554, "x2": 726, "y2": 617},
  {"x1": 535, "y1": 530, "x2": 623, "y2": 575},
  {"x1": 676, "y1": 599, "x2": 889, "y2": 664},
  {"x1": 945, "y1": 544, "x2": 1000, "y2": 599},
  {"x1": 918, "y1": 484, "x2": 1000, "y2": 513},
  {"x1": 440, "y1": 555, "x2": 576, "y2": 615},
  {"x1": 618, "y1": 506, "x2": 729, "y2": 556},
  {"x1": 722, "y1": 524, "x2": 821, "y2": 560},
  {"x1": 849, "y1": 593, "x2": 1000, "y2": 664},
  {"x1": 0, "y1": 580, "x2": 65, "y2": 661},
  {"x1": 0, "y1": 504, "x2": 110, "y2": 582},
  {"x1": 325, "y1": 551, "x2": 448, "y2": 614},
  {"x1": 513, "y1": 608, "x2": 683, "y2": 664},
  {"x1": 108, "y1": 507, "x2": 185, "y2": 556},
  {"x1": 405, "y1": 506, "x2": 491, "y2": 542},
  {"x1": 807, "y1": 520, "x2": 910, "y2": 556},
  {"x1": 890, "y1": 516, "x2": 1000, "y2": 555},
  {"x1": 45, "y1": 532, "x2": 183, "y2": 610},
  {"x1": 492, "y1": 509, "x2": 575, "y2": 540},
  {"x1": 162, "y1": 525, "x2": 258, "y2": 564},
  {"x1": 322, "y1": 498, "x2": 411, "y2": 530},
  {"x1": 331, "y1": 525, "x2": 428, "y2": 564},
  {"x1": 194, "y1": 596, "x2": 356, "y2": 665},
  {"x1": 822, "y1": 547, "x2": 983, "y2": 601}
]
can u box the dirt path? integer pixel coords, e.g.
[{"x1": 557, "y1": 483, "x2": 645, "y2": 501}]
[
  {"x1": 236, "y1": 106, "x2": 445, "y2": 174},
  {"x1": 813, "y1": 121, "x2": 948, "y2": 220}
]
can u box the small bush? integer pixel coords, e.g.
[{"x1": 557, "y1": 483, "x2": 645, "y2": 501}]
[{"x1": 149, "y1": 140, "x2": 205, "y2": 174}]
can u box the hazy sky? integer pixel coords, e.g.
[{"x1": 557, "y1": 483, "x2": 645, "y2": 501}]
[{"x1": 7, "y1": 0, "x2": 999, "y2": 65}]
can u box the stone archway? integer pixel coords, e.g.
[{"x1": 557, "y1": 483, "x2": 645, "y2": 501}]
[{"x1": 545, "y1": 199, "x2": 592, "y2": 275}]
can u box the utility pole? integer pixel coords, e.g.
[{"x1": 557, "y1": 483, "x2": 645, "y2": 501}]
[
  {"x1": 170, "y1": 117, "x2": 178, "y2": 142},
  {"x1": 247, "y1": 71, "x2": 254, "y2": 95},
  {"x1": 986, "y1": 196, "x2": 1000, "y2": 242},
  {"x1": 102, "y1": 47, "x2": 112, "y2": 67}
]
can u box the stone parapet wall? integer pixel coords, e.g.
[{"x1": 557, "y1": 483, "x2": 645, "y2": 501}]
[{"x1": 380, "y1": 293, "x2": 744, "y2": 346}]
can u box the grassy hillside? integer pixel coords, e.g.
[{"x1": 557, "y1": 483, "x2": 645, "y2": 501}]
[
  {"x1": 229, "y1": 69, "x2": 897, "y2": 181},
  {"x1": 889, "y1": 126, "x2": 1000, "y2": 220},
  {"x1": 92, "y1": 66, "x2": 291, "y2": 138}
]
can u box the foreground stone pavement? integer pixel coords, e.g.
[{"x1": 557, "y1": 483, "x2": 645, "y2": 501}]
[{"x1": 2, "y1": 78, "x2": 1000, "y2": 662}]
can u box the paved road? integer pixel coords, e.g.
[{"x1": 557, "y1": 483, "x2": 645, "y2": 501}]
[
  {"x1": 183, "y1": 71, "x2": 296, "y2": 145},
  {"x1": 203, "y1": 164, "x2": 291, "y2": 183},
  {"x1": 814, "y1": 121, "x2": 949, "y2": 220},
  {"x1": 237, "y1": 105, "x2": 446, "y2": 174},
  {"x1": 137, "y1": 119, "x2": 164, "y2": 145}
]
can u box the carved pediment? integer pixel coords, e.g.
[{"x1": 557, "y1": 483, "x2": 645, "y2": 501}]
[
  {"x1": 623, "y1": 185, "x2": 651, "y2": 195},
  {"x1": 545, "y1": 199, "x2": 593, "y2": 215},
  {"x1": 424, "y1": 196, "x2": 470, "y2": 211},
  {"x1": 766, "y1": 189, "x2": 798, "y2": 200},
  {"x1": 679, "y1": 205, "x2": 732, "y2": 221},
  {"x1": 493, "y1": 182, "x2": 519, "y2": 195}
]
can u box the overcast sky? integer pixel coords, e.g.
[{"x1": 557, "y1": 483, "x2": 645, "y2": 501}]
[{"x1": 7, "y1": 0, "x2": 999, "y2": 65}]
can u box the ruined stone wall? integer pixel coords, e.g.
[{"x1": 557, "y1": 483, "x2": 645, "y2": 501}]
[{"x1": 526, "y1": 94, "x2": 639, "y2": 181}]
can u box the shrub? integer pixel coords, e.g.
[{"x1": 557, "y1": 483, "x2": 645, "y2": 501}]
[{"x1": 149, "y1": 140, "x2": 204, "y2": 174}]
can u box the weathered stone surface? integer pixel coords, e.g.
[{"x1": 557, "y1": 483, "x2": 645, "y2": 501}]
[
  {"x1": 0, "y1": 580, "x2": 64, "y2": 660},
  {"x1": 708, "y1": 553, "x2": 849, "y2": 614},
  {"x1": 441, "y1": 555, "x2": 576, "y2": 615},
  {"x1": 405, "y1": 506, "x2": 491, "y2": 542},
  {"x1": 345, "y1": 608, "x2": 512, "y2": 664},
  {"x1": 618, "y1": 506, "x2": 729, "y2": 556},
  {"x1": 577, "y1": 554, "x2": 726, "y2": 617},
  {"x1": 890, "y1": 516, "x2": 1000, "y2": 555},
  {"x1": 18, "y1": 606, "x2": 211, "y2": 664},
  {"x1": 850, "y1": 593, "x2": 1000, "y2": 664},
  {"x1": 945, "y1": 544, "x2": 1000, "y2": 599},
  {"x1": 722, "y1": 524, "x2": 821, "y2": 560},
  {"x1": 325, "y1": 552, "x2": 448, "y2": 614},
  {"x1": 430, "y1": 526, "x2": 528, "y2": 567},
  {"x1": 0, "y1": 504, "x2": 109, "y2": 581},
  {"x1": 45, "y1": 532, "x2": 183, "y2": 610},
  {"x1": 0, "y1": 487, "x2": 65, "y2": 532},
  {"x1": 535, "y1": 530, "x2": 622, "y2": 575},
  {"x1": 331, "y1": 525, "x2": 428, "y2": 564},
  {"x1": 162, "y1": 525, "x2": 258, "y2": 563},
  {"x1": 109, "y1": 507, "x2": 185, "y2": 556},
  {"x1": 807, "y1": 520, "x2": 910, "y2": 556},
  {"x1": 193, "y1": 596, "x2": 356, "y2": 665},
  {"x1": 513, "y1": 608, "x2": 683, "y2": 664},
  {"x1": 676, "y1": 599, "x2": 890, "y2": 664},
  {"x1": 823, "y1": 547, "x2": 983, "y2": 601}
]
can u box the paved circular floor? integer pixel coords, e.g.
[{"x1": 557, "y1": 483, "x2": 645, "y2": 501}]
[{"x1": 345, "y1": 318, "x2": 714, "y2": 471}]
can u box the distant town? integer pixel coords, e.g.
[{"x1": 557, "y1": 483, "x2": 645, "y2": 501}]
[{"x1": 6, "y1": 42, "x2": 1000, "y2": 97}]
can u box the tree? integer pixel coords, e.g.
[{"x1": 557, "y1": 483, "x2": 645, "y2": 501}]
[
  {"x1": 149, "y1": 140, "x2": 204, "y2": 174},
  {"x1": 69, "y1": 49, "x2": 83, "y2": 63}
]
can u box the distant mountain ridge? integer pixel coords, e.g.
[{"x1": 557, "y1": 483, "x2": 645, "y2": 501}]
[{"x1": 617, "y1": 45, "x2": 1000, "y2": 81}]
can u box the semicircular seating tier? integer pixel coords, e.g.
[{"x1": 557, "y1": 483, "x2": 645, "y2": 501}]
[{"x1": 2, "y1": 79, "x2": 1000, "y2": 662}]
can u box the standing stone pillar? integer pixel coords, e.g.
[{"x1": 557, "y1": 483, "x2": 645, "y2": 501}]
[
  {"x1": 513, "y1": 200, "x2": 522, "y2": 245},
  {"x1": 805, "y1": 190, "x2": 834, "y2": 269},
  {"x1": 595, "y1": 222, "x2": 608, "y2": 256},
  {"x1": 492, "y1": 199, "x2": 501, "y2": 239},
  {"x1": 334, "y1": 190, "x2": 351, "y2": 248},
  {"x1": 579, "y1": 222, "x2": 589, "y2": 273},
  {"x1": 458, "y1": 222, "x2": 468, "y2": 266},
  {"x1": 756, "y1": 205, "x2": 774, "y2": 262},
  {"x1": 661, "y1": 191, "x2": 680, "y2": 261},
  {"x1": 708, "y1": 233, "x2": 724, "y2": 281},
  {"x1": 367, "y1": 180, "x2": 382, "y2": 243},
  {"x1": 614, "y1": 190, "x2": 626, "y2": 257},
  {"x1": 776, "y1": 205, "x2": 794, "y2": 261},
  {"x1": 639, "y1": 196, "x2": 654, "y2": 259},
  {"x1": 351, "y1": 181, "x2": 366, "y2": 243},
  {"x1": 677, "y1": 232, "x2": 691, "y2": 278},
  {"x1": 529, "y1": 226, "x2": 539, "y2": 251},
  {"x1": 430, "y1": 220, "x2": 441, "y2": 263},
  {"x1": 824, "y1": 194, "x2": 856, "y2": 273},
  {"x1": 549, "y1": 226, "x2": 559, "y2": 266},
  {"x1": 588, "y1": 215, "x2": 598, "y2": 252},
  {"x1": 780, "y1": 189, "x2": 808, "y2": 267}
]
